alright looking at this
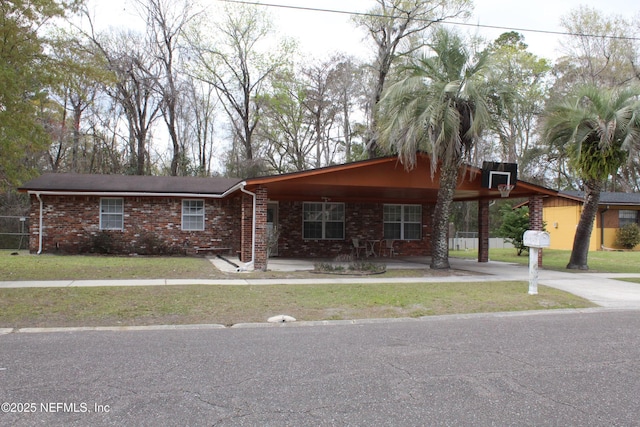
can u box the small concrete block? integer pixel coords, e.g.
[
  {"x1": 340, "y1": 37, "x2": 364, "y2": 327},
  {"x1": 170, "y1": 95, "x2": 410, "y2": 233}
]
[{"x1": 267, "y1": 315, "x2": 296, "y2": 323}]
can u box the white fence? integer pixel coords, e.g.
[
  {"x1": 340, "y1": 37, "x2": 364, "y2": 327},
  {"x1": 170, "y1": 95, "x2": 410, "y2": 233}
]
[{"x1": 450, "y1": 237, "x2": 514, "y2": 250}]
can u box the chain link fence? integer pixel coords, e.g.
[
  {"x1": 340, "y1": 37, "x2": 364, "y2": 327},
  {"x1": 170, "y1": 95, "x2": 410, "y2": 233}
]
[{"x1": 0, "y1": 216, "x2": 30, "y2": 250}]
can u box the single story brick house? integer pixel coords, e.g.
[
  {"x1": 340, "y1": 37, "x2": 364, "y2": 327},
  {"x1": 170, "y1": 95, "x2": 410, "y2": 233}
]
[
  {"x1": 543, "y1": 191, "x2": 640, "y2": 251},
  {"x1": 19, "y1": 153, "x2": 558, "y2": 270}
]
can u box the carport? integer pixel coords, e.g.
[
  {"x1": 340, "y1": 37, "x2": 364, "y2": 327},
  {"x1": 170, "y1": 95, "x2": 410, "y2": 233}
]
[{"x1": 240, "y1": 153, "x2": 558, "y2": 270}]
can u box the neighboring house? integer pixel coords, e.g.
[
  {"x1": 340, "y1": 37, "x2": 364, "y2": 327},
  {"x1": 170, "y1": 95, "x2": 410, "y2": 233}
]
[
  {"x1": 543, "y1": 191, "x2": 640, "y2": 251},
  {"x1": 19, "y1": 153, "x2": 558, "y2": 270}
]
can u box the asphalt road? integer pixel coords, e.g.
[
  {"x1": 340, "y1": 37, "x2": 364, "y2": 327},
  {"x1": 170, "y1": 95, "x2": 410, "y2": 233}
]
[{"x1": 1, "y1": 310, "x2": 639, "y2": 426}]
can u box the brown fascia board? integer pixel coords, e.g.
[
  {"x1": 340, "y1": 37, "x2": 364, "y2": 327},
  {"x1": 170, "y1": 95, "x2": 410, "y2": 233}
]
[
  {"x1": 246, "y1": 154, "x2": 560, "y2": 201},
  {"x1": 245, "y1": 156, "x2": 397, "y2": 186},
  {"x1": 244, "y1": 153, "x2": 474, "y2": 187}
]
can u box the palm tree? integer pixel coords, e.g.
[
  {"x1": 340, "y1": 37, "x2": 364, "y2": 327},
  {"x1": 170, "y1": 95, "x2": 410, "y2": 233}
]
[
  {"x1": 544, "y1": 85, "x2": 640, "y2": 269},
  {"x1": 379, "y1": 29, "x2": 492, "y2": 269}
]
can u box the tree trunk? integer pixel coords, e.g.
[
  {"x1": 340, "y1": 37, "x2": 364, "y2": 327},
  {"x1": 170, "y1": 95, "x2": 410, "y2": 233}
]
[
  {"x1": 430, "y1": 160, "x2": 460, "y2": 270},
  {"x1": 567, "y1": 178, "x2": 603, "y2": 270}
]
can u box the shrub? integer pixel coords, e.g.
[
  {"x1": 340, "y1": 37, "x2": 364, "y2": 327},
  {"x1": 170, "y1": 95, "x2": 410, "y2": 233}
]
[
  {"x1": 349, "y1": 261, "x2": 386, "y2": 273},
  {"x1": 313, "y1": 255, "x2": 386, "y2": 274},
  {"x1": 314, "y1": 262, "x2": 345, "y2": 272},
  {"x1": 90, "y1": 231, "x2": 119, "y2": 254},
  {"x1": 133, "y1": 231, "x2": 168, "y2": 255},
  {"x1": 497, "y1": 205, "x2": 530, "y2": 256},
  {"x1": 615, "y1": 223, "x2": 640, "y2": 249}
]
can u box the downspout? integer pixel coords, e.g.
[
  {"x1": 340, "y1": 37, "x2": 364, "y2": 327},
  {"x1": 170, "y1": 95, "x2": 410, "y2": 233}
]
[
  {"x1": 600, "y1": 205, "x2": 609, "y2": 249},
  {"x1": 36, "y1": 193, "x2": 44, "y2": 254},
  {"x1": 239, "y1": 183, "x2": 256, "y2": 271}
]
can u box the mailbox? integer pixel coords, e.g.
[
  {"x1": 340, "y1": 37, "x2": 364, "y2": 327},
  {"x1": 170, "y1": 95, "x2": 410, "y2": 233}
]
[{"x1": 523, "y1": 230, "x2": 550, "y2": 248}]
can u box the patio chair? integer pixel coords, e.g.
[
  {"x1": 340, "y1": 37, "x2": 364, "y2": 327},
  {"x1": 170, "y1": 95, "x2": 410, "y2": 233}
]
[
  {"x1": 352, "y1": 238, "x2": 367, "y2": 258},
  {"x1": 384, "y1": 239, "x2": 396, "y2": 257}
]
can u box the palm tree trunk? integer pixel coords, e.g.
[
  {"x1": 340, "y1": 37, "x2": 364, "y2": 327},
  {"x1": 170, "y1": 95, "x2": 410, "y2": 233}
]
[
  {"x1": 430, "y1": 160, "x2": 460, "y2": 269},
  {"x1": 567, "y1": 178, "x2": 602, "y2": 270}
]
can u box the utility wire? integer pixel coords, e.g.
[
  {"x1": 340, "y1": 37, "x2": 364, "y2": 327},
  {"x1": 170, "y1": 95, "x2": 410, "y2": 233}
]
[{"x1": 214, "y1": 0, "x2": 640, "y2": 42}]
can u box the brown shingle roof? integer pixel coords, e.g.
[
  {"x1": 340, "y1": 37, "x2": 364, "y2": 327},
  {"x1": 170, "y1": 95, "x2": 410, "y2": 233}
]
[
  {"x1": 561, "y1": 191, "x2": 640, "y2": 206},
  {"x1": 19, "y1": 173, "x2": 243, "y2": 196}
]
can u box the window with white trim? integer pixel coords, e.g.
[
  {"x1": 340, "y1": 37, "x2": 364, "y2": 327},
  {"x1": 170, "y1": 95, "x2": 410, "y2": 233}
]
[
  {"x1": 619, "y1": 210, "x2": 639, "y2": 228},
  {"x1": 100, "y1": 198, "x2": 124, "y2": 230},
  {"x1": 182, "y1": 200, "x2": 205, "y2": 231},
  {"x1": 303, "y1": 202, "x2": 344, "y2": 239},
  {"x1": 383, "y1": 204, "x2": 422, "y2": 240}
]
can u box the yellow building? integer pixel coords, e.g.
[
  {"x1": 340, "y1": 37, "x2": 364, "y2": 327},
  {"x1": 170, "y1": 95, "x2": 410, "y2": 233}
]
[{"x1": 543, "y1": 192, "x2": 640, "y2": 251}]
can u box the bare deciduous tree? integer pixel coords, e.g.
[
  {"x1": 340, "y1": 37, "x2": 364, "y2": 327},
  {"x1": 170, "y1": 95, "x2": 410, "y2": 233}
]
[
  {"x1": 136, "y1": 0, "x2": 197, "y2": 176},
  {"x1": 188, "y1": 3, "x2": 292, "y2": 177},
  {"x1": 354, "y1": 0, "x2": 473, "y2": 157}
]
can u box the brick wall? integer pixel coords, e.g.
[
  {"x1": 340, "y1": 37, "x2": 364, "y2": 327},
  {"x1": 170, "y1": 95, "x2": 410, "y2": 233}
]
[
  {"x1": 28, "y1": 193, "x2": 436, "y2": 260},
  {"x1": 275, "y1": 201, "x2": 434, "y2": 258},
  {"x1": 529, "y1": 196, "x2": 544, "y2": 231},
  {"x1": 29, "y1": 194, "x2": 241, "y2": 255}
]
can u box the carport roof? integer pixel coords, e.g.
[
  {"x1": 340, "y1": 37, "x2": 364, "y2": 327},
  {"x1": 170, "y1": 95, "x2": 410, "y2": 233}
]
[{"x1": 245, "y1": 153, "x2": 558, "y2": 203}]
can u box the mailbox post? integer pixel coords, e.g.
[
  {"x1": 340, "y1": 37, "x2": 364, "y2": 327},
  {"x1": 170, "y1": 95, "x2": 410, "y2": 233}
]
[{"x1": 522, "y1": 230, "x2": 550, "y2": 295}]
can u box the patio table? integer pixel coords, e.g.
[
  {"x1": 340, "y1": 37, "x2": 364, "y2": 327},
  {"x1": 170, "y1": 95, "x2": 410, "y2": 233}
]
[{"x1": 366, "y1": 239, "x2": 381, "y2": 257}]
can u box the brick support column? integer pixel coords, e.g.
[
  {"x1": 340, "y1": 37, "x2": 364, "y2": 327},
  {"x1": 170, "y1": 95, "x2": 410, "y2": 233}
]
[
  {"x1": 239, "y1": 186, "x2": 269, "y2": 270},
  {"x1": 254, "y1": 186, "x2": 268, "y2": 271},
  {"x1": 240, "y1": 193, "x2": 253, "y2": 263},
  {"x1": 529, "y1": 195, "x2": 544, "y2": 266},
  {"x1": 478, "y1": 199, "x2": 490, "y2": 263}
]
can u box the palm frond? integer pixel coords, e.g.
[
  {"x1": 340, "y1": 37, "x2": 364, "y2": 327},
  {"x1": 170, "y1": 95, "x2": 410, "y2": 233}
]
[{"x1": 543, "y1": 84, "x2": 640, "y2": 181}]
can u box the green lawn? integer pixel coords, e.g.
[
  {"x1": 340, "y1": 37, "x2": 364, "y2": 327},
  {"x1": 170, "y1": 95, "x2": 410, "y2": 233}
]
[
  {"x1": 1, "y1": 251, "x2": 221, "y2": 280},
  {"x1": 0, "y1": 282, "x2": 594, "y2": 328},
  {"x1": 450, "y1": 248, "x2": 640, "y2": 274},
  {"x1": 0, "y1": 249, "x2": 616, "y2": 328},
  {"x1": 619, "y1": 278, "x2": 640, "y2": 284}
]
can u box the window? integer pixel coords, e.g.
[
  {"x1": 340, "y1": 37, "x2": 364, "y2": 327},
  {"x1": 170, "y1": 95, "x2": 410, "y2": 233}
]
[
  {"x1": 383, "y1": 204, "x2": 421, "y2": 240},
  {"x1": 182, "y1": 200, "x2": 205, "y2": 231},
  {"x1": 303, "y1": 202, "x2": 344, "y2": 239},
  {"x1": 619, "y1": 210, "x2": 639, "y2": 228},
  {"x1": 100, "y1": 198, "x2": 124, "y2": 230}
]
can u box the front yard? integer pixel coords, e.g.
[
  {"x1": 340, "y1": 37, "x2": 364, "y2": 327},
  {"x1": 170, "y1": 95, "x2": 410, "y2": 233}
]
[
  {"x1": 3, "y1": 248, "x2": 631, "y2": 328},
  {"x1": 0, "y1": 282, "x2": 593, "y2": 328}
]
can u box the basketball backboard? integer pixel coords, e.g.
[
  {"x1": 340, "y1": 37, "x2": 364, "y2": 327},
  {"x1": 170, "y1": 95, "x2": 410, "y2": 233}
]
[{"x1": 481, "y1": 162, "x2": 518, "y2": 189}]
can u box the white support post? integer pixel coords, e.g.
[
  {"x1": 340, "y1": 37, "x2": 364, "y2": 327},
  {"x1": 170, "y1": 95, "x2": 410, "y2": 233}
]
[
  {"x1": 528, "y1": 247, "x2": 539, "y2": 295},
  {"x1": 523, "y1": 230, "x2": 550, "y2": 296}
]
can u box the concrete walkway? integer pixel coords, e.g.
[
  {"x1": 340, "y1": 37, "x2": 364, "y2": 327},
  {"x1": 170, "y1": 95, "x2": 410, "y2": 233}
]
[{"x1": 2, "y1": 257, "x2": 640, "y2": 309}]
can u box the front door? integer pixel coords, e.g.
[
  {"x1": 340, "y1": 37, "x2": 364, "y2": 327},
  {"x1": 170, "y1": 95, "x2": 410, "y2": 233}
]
[{"x1": 267, "y1": 202, "x2": 279, "y2": 257}]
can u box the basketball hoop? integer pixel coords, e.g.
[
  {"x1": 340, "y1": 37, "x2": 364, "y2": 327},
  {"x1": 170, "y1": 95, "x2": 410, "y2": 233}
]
[{"x1": 498, "y1": 184, "x2": 514, "y2": 198}]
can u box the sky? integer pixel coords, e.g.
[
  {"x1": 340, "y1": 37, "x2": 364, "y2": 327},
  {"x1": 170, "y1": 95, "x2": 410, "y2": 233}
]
[
  {"x1": 246, "y1": 0, "x2": 638, "y2": 60},
  {"x1": 89, "y1": 0, "x2": 638, "y2": 61}
]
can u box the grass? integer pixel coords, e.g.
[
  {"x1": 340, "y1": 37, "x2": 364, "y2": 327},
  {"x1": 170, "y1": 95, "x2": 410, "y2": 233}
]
[
  {"x1": 619, "y1": 278, "x2": 640, "y2": 284},
  {"x1": 1, "y1": 251, "x2": 220, "y2": 280},
  {"x1": 0, "y1": 249, "x2": 618, "y2": 328},
  {"x1": 0, "y1": 282, "x2": 594, "y2": 328},
  {"x1": 0, "y1": 250, "x2": 442, "y2": 281},
  {"x1": 449, "y1": 248, "x2": 640, "y2": 274}
]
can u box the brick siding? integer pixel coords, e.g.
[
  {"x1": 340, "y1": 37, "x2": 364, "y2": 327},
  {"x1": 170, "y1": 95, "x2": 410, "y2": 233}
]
[
  {"x1": 275, "y1": 201, "x2": 434, "y2": 258},
  {"x1": 28, "y1": 194, "x2": 241, "y2": 255},
  {"x1": 28, "y1": 193, "x2": 435, "y2": 261}
]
